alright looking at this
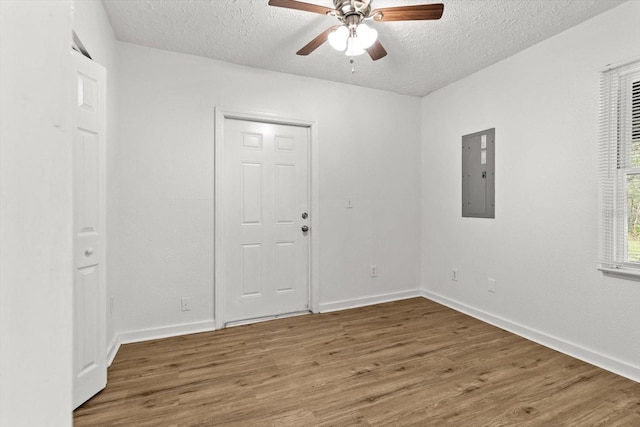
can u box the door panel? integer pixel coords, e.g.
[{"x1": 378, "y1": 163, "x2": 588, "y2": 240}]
[
  {"x1": 75, "y1": 265, "x2": 99, "y2": 375},
  {"x1": 222, "y1": 119, "x2": 310, "y2": 324},
  {"x1": 72, "y1": 50, "x2": 106, "y2": 409},
  {"x1": 241, "y1": 243, "x2": 263, "y2": 297},
  {"x1": 275, "y1": 164, "x2": 295, "y2": 223},
  {"x1": 275, "y1": 242, "x2": 296, "y2": 292},
  {"x1": 241, "y1": 162, "x2": 262, "y2": 224}
]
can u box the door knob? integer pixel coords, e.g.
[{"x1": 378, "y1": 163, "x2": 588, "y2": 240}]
[
  {"x1": 301, "y1": 225, "x2": 309, "y2": 232},
  {"x1": 301, "y1": 212, "x2": 308, "y2": 219},
  {"x1": 85, "y1": 248, "x2": 94, "y2": 256}
]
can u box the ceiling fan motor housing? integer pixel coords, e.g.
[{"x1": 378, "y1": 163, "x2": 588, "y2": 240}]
[{"x1": 333, "y1": 0, "x2": 371, "y2": 24}]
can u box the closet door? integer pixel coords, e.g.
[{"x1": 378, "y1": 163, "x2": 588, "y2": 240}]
[{"x1": 71, "y1": 49, "x2": 107, "y2": 409}]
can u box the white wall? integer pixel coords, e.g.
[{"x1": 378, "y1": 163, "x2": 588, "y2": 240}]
[
  {"x1": 72, "y1": 0, "x2": 120, "y2": 359},
  {"x1": 0, "y1": 1, "x2": 74, "y2": 425},
  {"x1": 114, "y1": 43, "x2": 422, "y2": 336},
  {"x1": 421, "y1": 0, "x2": 640, "y2": 380}
]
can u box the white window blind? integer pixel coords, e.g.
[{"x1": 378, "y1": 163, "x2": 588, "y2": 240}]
[{"x1": 599, "y1": 59, "x2": 640, "y2": 269}]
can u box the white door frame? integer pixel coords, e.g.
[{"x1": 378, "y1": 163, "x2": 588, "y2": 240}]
[{"x1": 214, "y1": 108, "x2": 319, "y2": 329}]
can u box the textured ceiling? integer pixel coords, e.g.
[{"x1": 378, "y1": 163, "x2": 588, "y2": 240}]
[{"x1": 101, "y1": 0, "x2": 627, "y2": 97}]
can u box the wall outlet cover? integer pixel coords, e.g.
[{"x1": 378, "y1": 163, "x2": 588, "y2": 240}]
[
  {"x1": 181, "y1": 297, "x2": 192, "y2": 311},
  {"x1": 488, "y1": 278, "x2": 496, "y2": 293}
]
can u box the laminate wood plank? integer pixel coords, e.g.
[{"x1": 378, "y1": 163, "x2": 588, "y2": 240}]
[{"x1": 74, "y1": 298, "x2": 640, "y2": 426}]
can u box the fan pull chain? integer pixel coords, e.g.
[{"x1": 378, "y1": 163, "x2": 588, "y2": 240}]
[{"x1": 350, "y1": 58, "x2": 356, "y2": 74}]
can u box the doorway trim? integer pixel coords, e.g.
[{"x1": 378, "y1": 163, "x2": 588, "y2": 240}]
[{"x1": 214, "y1": 107, "x2": 319, "y2": 330}]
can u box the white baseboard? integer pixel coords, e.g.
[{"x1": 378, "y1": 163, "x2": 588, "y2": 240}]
[
  {"x1": 106, "y1": 335, "x2": 120, "y2": 367},
  {"x1": 107, "y1": 320, "x2": 216, "y2": 366},
  {"x1": 106, "y1": 320, "x2": 216, "y2": 366},
  {"x1": 421, "y1": 290, "x2": 640, "y2": 383},
  {"x1": 319, "y1": 289, "x2": 423, "y2": 313},
  {"x1": 117, "y1": 320, "x2": 216, "y2": 345}
]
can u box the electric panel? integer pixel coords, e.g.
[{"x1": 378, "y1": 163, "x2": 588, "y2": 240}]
[{"x1": 462, "y1": 128, "x2": 495, "y2": 218}]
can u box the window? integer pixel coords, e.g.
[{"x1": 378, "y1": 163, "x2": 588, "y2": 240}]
[{"x1": 599, "y1": 59, "x2": 640, "y2": 270}]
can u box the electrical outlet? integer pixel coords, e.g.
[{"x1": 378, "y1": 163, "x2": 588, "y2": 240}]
[
  {"x1": 451, "y1": 268, "x2": 458, "y2": 281},
  {"x1": 181, "y1": 297, "x2": 192, "y2": 312},
  {"x1": 488, "y1": 278, "x2": 496, "y2": 293},
  {"x1": 370, "y1": 265, "x2": 377, "y2": 277}
]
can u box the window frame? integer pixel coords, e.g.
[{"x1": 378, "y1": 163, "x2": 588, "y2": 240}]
[{"x1": 599, "y1": 59, "x2": 640, "y2": 277}]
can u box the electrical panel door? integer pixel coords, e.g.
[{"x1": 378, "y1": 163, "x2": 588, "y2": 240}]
[{"x1": 462, "y1": 128, "x2": 495, "y2": 218}]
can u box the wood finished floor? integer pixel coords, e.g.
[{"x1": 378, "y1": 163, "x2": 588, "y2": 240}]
[{"x1": 74, "y1": 298, "x2": 640, "y2": 426}]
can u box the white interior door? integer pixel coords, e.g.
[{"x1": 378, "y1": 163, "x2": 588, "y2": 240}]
[
  {"x1": 221, "y1": 118, "x2": 310, "y2": 325},
  {"x1": 72, "y1": 50, "x2": 107, "y2": 409}
]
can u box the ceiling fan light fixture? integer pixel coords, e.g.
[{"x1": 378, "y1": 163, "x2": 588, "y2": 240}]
[
  {"x1": 345, "y1": 36, "x2": 366, "y2": 56},
  {"x1": 328, "y1": 25, "x2": 349, "y2": 51},
  {"x1": 355, "y1": 23, "x2": 377, "y2": 49}
]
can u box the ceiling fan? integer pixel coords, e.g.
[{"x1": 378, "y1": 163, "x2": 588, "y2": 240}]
[{"x1": 268, "y1": 0, "x2": 444, "y2": 61}]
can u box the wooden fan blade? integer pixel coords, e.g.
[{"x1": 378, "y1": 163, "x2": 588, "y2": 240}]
[
  {"x1": 297, "y1": 25, "x2": 340, "y2": 56},
  {"x1": 372, "y1": 3, "x2": 444, "y2": 22},
  {"x1": 366, "y1": 39, "x2": 387, "y2": 61},
  {"x1": 268, "y1": 0, "x2": 333, "y2": 15}
]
